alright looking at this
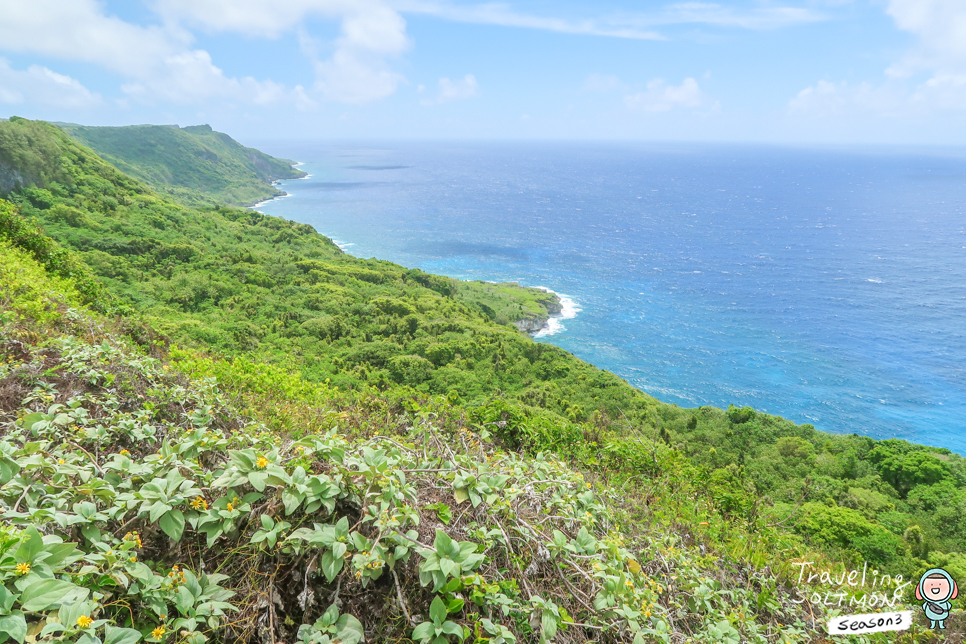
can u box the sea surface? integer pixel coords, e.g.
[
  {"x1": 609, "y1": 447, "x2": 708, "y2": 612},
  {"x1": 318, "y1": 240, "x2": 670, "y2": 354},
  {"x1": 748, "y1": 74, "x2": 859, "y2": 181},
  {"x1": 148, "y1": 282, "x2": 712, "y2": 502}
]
[{"x1": 252, "y1": 142, "x2": 966, "y2": 454}]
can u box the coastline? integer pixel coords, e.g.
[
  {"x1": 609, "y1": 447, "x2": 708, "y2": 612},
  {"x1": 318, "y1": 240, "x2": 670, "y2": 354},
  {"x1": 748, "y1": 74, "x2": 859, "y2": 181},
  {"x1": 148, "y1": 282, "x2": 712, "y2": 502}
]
[
  {"x1": 263, "y1": 164, "x2": 581, "y2": 338},
  {"x1": 512, "y1": 287, "x2": 581, "y2": 337},
  {"x1": 532, "y1": 287, "x2": 581, "y2": 337},
  {"x1": 250, "y1": 161, "x2": 311, "y2": 210}
]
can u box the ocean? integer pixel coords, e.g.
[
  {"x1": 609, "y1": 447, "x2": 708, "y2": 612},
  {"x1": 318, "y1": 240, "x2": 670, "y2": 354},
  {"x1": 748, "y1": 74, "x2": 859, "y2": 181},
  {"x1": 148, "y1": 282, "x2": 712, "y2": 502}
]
[{"x1": 252, "y1": 142, "x2": 966, "y2": 454}]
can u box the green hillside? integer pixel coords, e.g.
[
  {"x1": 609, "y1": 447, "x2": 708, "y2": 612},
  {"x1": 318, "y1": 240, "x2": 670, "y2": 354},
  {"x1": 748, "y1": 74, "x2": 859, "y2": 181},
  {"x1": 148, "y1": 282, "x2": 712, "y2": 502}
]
[
  {"x1": 56, "y1": 122, "x2": 306, "y2": 207},
  {"x1": 1, "y1": 116, "x2": 964, "y2": 642}
]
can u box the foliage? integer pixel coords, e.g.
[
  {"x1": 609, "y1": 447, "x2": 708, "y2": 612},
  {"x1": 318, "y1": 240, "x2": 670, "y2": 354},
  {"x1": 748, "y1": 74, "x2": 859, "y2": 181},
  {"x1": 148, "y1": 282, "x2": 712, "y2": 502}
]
[
  {"x1": 59, "y1": 123, "x2": 306, "y2": 208},
  {"x1": 3, "y1": 119, "x2": 966, "y2": 640}
]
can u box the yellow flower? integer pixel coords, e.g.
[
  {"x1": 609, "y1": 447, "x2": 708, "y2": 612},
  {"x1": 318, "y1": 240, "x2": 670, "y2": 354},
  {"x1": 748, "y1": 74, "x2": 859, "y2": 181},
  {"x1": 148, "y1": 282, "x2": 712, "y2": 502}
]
[
  {"x1": 119, "y1": 449, "x2": 131, "y2": 456},
  {"x1": 226, "y1": 502, "x2": 235, "y2": 512},
  {"x1": 77, "y1": 615, "x2": 93, "y2": 628},
  {"x1": 190, "y1": 496, "x2": 207, "y2": 510},
  {"x1": 255, "y1": 456, "x2": 269, "y2": 469},
  {"x1": 151, "y1": 625, "x2": 167, "y2": 639},
  {"x1": 14, "y1": 562, "x2": 30, "y2": 575},
  {"x1": 57, "y1": 459, "x2": 65, "y2": 464}
]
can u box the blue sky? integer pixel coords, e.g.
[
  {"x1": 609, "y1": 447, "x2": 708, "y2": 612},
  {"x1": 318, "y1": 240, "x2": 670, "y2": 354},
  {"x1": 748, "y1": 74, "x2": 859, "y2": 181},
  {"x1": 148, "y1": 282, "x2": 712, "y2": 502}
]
[{"x1": 1, "y1": 0, "x2": 965, "y2": 144}]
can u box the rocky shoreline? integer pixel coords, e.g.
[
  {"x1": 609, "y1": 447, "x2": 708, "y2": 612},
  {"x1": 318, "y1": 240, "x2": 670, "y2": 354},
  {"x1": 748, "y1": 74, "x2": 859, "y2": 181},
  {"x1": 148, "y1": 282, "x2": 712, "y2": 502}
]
[{"x1": 513, "y1": 292, "x2": 564, "y2": 334}]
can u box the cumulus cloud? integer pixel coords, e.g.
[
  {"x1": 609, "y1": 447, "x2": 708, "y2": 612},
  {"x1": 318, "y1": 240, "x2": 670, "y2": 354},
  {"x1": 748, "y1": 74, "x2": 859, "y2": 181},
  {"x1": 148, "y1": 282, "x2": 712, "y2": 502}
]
[
  {"x1": 791, "y1": 0, "x2": 966, "y2": 116},
  {"x1": 0, "y1": 58, "x2": 101, "y2": 108},
  {"x1": 624, "y1": 77, "x2": 712, "y2": 112},
  {"x1": 0, "y1": 0, "x2": 291, "y2": 105},
  {"x1": 156, "y1": 0, "x2": 411, "y2": 104},
  {"x1": 0, "y1": 0, "x2": 407, "y2": 107},
  {"x1": 886, "y1": 0, "x2": 966, "y2": 77},
  {"x1": 421, "y1": 74, "x2": 479, "y2": 105},
  {"x1": 0, "y1": 0, "x2": 181, "y2": 78}
]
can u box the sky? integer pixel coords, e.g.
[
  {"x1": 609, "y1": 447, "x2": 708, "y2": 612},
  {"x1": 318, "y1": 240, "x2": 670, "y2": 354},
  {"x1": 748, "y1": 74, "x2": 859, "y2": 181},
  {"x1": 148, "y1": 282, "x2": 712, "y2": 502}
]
[{"x1": 1, "y1": 0, "x2": 965, "y2": 144}]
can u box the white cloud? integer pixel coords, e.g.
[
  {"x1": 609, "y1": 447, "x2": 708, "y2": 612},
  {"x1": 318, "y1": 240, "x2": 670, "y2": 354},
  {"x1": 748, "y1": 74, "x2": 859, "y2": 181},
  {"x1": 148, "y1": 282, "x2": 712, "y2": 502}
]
[
  {"x1": 0, "y1": 0, "x2": 293, "y2": 106},
  {"x1": 788, "y1": 80, "x2": 908, "y2": 116},
  {"x1": 157, "y1": 0, "x2": 411, "y2": 104},
  {"x1": 582, "y1": 73, "x2": 624, "y2": 92},
  {"x1": 394, "y1": 1, "x2": 663, "y2": 39},
  {"x1": 886, "y1": 0, "x2": 966, "y2": 77},
  {"x1": 644, "y1": 3, "x2": 825, "y2": 30},
  {"x1": 0, "y1": 58, "x2": 101, "y2": 108},
  {"x1": 790, "y1": 0, "x2": 966, "y2": 117},
  {"x1": 624, "y1": 77, "x2": 712, "y2": 112},
  {"x1": 314, "y1": 49, "x2": 406, "y2": 104},
  {"x1": 0, "y1": 0, "x2": 182, "y2": 78},
  {"x1": 394, "y1": 1, "x2": 823, "y2": 39},
  {"x1": 421, "y1": 74, "x2": 479, "y2": 105}
]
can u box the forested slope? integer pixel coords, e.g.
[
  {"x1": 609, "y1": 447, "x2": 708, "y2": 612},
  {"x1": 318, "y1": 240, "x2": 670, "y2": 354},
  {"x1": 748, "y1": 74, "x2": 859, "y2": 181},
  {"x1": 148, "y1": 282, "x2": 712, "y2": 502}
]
[
  {"x1": 57, "y1": 122, "x2": 306, "y2": 207},
  {"x1": 1, "y1": 116, "x2": 965, "y2": 641}
]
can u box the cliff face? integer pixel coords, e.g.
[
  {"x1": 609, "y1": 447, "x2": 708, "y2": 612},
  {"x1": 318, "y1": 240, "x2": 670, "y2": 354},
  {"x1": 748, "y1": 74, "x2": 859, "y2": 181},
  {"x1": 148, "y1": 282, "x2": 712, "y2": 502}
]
[
  {"x1": 513, "y1": 316, "x2": 548, "y2": 333},
  {"x1": 0, "y1": 160, "x2": 28, "y2": 193},
  {"x1": 512, "y1": 291, "x2": 563, "y2": 334}
]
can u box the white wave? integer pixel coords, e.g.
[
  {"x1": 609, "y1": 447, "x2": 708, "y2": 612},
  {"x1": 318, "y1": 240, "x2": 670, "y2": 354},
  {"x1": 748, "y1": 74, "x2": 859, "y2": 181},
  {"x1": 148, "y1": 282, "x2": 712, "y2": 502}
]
[
  {"x1": 250, "y1": 165, "x2": 312, "y2": 211},
  {"x1": 331, "y1": 239, "x2": 355, "y2": 251},
  {"x1": 866, "y1": 278, "x2": 883, "y2": 283},
  {"x1": 250, "y1": 195, "x2": 283, "y2": 210},
  {"x1": 532, "y1": 287, "x2": 581, "y2": 337}
]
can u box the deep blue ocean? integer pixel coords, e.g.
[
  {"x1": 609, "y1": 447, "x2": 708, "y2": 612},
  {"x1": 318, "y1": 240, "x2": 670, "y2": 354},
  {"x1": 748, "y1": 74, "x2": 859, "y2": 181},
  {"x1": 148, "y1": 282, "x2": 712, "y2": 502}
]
[{"x1": 252, "y1": 142, "x2": 966, "y2": 454}]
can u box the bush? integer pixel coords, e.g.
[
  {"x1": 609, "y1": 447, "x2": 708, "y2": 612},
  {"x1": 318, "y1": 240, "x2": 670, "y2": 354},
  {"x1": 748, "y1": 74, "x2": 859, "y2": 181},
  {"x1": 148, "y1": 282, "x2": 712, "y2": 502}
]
[{"x1": 389, "y1": 354, "x2": 434, "y2": 385}]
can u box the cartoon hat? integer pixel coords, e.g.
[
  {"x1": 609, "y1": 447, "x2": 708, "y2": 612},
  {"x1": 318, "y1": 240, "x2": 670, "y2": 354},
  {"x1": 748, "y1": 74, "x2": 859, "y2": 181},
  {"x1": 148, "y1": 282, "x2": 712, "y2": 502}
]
[{"x1": 916, "y1": 568, "x2": 958, "y2": 602}]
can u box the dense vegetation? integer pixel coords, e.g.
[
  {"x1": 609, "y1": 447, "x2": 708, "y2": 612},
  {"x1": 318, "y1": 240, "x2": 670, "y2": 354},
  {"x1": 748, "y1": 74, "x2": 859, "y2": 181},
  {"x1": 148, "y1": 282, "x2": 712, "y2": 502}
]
[
  {"x1": 1, "y1": 116, "x2": 965, "y2": 641},
  {"x1": 56, "y1": 123, "x2": 306, "y2": 207}
]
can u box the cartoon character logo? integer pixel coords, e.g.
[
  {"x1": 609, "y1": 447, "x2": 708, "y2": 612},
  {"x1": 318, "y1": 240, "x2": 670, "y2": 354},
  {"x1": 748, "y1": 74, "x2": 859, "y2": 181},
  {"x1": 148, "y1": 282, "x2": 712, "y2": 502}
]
[{"x1": 916, "y1": 568, "x2": 958, "y2": 629}]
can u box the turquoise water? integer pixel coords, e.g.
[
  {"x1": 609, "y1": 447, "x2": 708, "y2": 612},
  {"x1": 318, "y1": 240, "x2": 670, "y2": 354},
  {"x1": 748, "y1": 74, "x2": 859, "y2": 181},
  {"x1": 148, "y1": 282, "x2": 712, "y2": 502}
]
[{"x1": 254, "y1": 142, "x2": 966, "y2": 454}]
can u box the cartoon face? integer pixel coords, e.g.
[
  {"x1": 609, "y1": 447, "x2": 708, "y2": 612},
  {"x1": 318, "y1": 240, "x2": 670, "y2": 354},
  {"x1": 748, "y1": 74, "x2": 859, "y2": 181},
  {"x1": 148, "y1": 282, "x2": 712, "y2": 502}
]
[{"x1": 924, "y1": 576, "x2": 952, "y2": 600}]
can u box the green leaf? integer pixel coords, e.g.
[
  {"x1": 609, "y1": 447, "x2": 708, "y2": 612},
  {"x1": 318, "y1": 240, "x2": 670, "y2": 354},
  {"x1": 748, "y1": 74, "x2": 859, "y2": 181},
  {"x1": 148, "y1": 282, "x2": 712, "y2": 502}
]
[
  {"x1": 334, "y1": 614, "x2": 364, "y2": 644},
  {"x1": 159, "y1": 509, "x2": 186, "y2": 542},
  {"x1": 148, "y1": 501, "x2": 172, "y2": 523},
  {"x1": 320, "y1": 550, "x2": 344, "y2": 583},
  {"x1": 453, "y1": 488, "x2": 469, "y2": 504},
  {"x1": 0, "y1": 584, "x2": 17, "y2": 614},
  {"x1": 248, "y1": 471, "x2": 268, "y2": 492},
  {"x1": 20, "y1": 578, "x2": 82, "y2": 612},
  {"x1": 281, "y1": 489, "x2": 303, "y2": 515},
  {"x1": 260, "y1": 514, "x2": 274, "y2": 530},
  {"x1": 429, "y1": 596, "x2": 447, "y2": 625},
  {"x1": 39, "y1": 543, "x2": 78, "y2": 568},
  {"x1": 104, "y1": 625, "x2": 141, "y2": 644},
  {"x1": 439, "y1": 558, "x2": 458, "y2": 578},
  {"x1": 14, "y1": 527, "x2": 44, "y2": 563},
  {"x1": 432, "y1": 529, "x2": 453, "y2": 554},
  {"x1": 176, "y1": 585, "x2": 195, "y2": 614},
  {"x1": 320, "y1": 603, "x2": 339, "y2": 627},
  {"x1": 22, "y1": 413, "x2": 44, "y2": 434},
  {"x1": 441, "y1": 621, "x2": 464, "y2": 640},
  {"x1": 411, "y1": 622, "x2": 435, "y2": 642},
  {"x1": 0, "y1": 612, "x2": 26, "y2": 644},
  {"x1": 446, "y1": 597, "x2": 464, "y2": 613},
  {"x1": 0, "y1": 456, "x2": 20, "y2": 486},
  {"x1": 349, "y1": 532, "x2": 369, "y2": 550},
  {"x1": 541, "y1": 612, "x2": 558, "y2": 640}
]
